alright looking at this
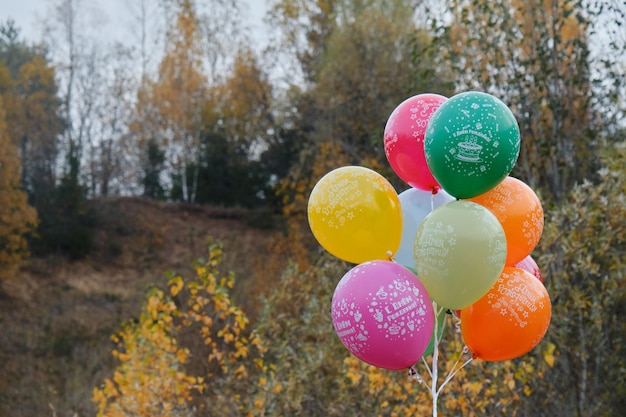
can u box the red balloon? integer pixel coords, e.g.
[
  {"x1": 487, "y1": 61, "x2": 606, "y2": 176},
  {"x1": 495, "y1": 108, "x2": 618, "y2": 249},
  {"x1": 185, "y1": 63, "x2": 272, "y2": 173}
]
[
  {"x1": 461, "y1": 267, "x2": 551, "y2": 362},
  {"x1": 384, "y1": 94, "x2": 447, "y2": 191},
  {"x1": 513, "y1": 255, "x2": 542, "y2": 283}
]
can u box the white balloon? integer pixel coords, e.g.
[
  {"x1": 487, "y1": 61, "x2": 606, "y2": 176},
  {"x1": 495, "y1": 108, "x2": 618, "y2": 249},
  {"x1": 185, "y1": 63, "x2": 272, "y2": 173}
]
[{"x1": 395, "y1": 188, "x2": 454, "y2": 269}]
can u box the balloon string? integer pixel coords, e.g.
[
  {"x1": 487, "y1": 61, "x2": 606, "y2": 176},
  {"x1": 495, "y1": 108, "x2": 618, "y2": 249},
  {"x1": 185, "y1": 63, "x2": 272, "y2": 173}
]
[
  {"x1": 420, "y1": 356, "x2": 433, "y2": 381},
  {"x1": 410, "y1": 364, "x2": 431, "y2": 390},
  {"x1": 454, "y1": 316, "x2": 462, "y2": 333},
  {"x1": 430, "y1": 193, "x2": 435, "y2": 212},
  {"x1": 437, "y1": 347, "x2": 473, "y2": 395},
  {"x1": 430, "y1": 301, "x2": 442, "y2": 417},
  {"x1": 411, "y1": 304, "x2": 471, "y2": 417}
]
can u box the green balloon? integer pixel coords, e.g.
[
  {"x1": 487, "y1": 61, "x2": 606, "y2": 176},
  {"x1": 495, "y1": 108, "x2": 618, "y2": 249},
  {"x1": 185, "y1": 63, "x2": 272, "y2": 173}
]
[
  {"x1": 424, "y1": 91, "x2": 520, "y2": 199},
  {"x1": 413, "y1": 201, "x2": 506, "y2": 310}
]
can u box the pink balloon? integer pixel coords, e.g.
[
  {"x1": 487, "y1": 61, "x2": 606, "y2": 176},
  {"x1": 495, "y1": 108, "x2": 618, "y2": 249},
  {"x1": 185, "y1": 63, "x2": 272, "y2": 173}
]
[
  {"x1": 384, "y1": 94, "x2": 448, "y2": 191},
  {"x1": 513, "y1": 255, "x2": 543, "y2": 283},
  {"x1": 331, "y1": 260, "x2": 434, "y2": 370}
]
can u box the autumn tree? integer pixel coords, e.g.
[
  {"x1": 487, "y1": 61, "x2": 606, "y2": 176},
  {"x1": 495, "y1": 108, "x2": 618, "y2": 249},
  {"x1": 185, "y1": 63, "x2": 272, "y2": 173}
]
[
  {"x1": 129, "y1": 0, "x2": 293, "y2": 210},
  {"x1": 0, "y1": 20, "x2": 97, "y2": 259},
  {"x1": 0, "y1": 94, "x2": 38, "y2": 278},
  {"x1": 191, "y1": 47, "x2": 286, "y2": 208},
  {"x1": 210, "y1": 48, "x2": 274, "y2": 167},
  {"x1": 0, "y1": 21, "x2": 63, "y2": 200},
  {"x1": 268, "y1": 0, "x2": 451, "y2": 170},
  {"x1": 265, "y1": 0, "x2": 337, "y2": 85},
  {"x1": 519, "y1": 136, "x2": 626, "y2": 416},
  {"x1": 430, "y1": 0, "x2": 625, "y2": 201},
  {"x1": 267, "y1": 0, "x2": 455, "y2": 208},
  {"x1": 132, "y1": 0, "x2": 276, "y2": 206},
  {"x1": 309, "y1": 0, "x2": 451, "y2": 165},
  {"x1": 133, "y1": 0, "x2": 207, "y2": 203}
]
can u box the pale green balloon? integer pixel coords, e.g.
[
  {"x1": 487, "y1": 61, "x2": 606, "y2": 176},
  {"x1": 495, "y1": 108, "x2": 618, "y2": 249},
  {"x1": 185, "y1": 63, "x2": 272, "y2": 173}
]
[{"x1": 413, "y1": 201, "x2": 506, "y2": 310}]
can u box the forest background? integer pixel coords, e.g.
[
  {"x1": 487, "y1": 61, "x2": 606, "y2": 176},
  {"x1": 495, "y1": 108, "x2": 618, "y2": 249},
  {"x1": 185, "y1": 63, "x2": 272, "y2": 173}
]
[{"x1": 0, "y1": 0, "x2": 625, "y2": 416}]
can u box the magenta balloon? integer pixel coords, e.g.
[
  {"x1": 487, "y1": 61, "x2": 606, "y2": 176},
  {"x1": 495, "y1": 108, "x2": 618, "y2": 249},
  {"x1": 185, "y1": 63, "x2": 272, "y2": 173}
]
[
  {"x1": 331, "y1": 260, "x2": 434, "y2": 370},
  {"x1": 384, "y1": 94, "x2": 448, "y2": 191},
  {"x1": 513, "y1": 255, "x2": 543, "y2": 283}
]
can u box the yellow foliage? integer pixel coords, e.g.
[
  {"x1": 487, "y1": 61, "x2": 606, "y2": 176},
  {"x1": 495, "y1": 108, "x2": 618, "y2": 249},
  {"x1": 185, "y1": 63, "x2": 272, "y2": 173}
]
[
  {"x1": 93, "y1": 288, "x2": 198, "y2": 416},
  {"x1": 169, "y1": 275, "x2": 184, "y2": 297},
  {"x1": 271, "y1": 381, "x2": 283, "y2": 394},
  {"x1": 543, "y1": 342, "x2": 556, "y2": 368},
  {"x1": 93, "y1": 239, "x2": 266, "y2": 416},
  {"x1": 0, "y1": 95, "x2": 38, "y2": 279}
]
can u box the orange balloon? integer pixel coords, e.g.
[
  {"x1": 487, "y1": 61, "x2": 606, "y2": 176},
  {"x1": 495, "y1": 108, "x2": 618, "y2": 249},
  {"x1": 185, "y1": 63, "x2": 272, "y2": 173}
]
[
  {"x1": 460, "y1": 267, "x2": 551, "y2": 362},
  {"x1": 469, "y1": 176, "x2": 543, "y2": 265}
]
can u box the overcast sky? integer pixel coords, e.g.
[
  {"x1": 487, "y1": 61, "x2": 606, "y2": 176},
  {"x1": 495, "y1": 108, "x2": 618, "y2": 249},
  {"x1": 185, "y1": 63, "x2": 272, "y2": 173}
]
[{"x1": 2, "y1": 0, "x2": 269, "y2": 46}]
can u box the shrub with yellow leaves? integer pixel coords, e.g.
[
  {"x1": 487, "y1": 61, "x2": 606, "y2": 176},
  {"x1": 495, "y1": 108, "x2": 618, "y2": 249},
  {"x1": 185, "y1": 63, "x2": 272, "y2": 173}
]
[{"x1": 93, "y1": 239, "x2": 266, "y2": 417}]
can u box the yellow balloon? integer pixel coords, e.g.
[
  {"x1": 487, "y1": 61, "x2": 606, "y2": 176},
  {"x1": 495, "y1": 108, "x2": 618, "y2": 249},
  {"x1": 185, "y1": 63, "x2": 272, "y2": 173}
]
[{"x1": 307, "y1": 166, "x2": 403, "y2": 264}]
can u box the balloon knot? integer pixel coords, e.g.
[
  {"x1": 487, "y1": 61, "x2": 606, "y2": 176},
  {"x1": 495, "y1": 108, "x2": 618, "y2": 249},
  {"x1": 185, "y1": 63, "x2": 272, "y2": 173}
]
[{"x1": 431, "y1": 186, "x2": 441, "y2": 195}]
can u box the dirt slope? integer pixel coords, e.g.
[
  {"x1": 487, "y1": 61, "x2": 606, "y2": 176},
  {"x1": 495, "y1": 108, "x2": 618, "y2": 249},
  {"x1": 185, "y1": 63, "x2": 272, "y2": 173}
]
[{"x1": 0, "y1": 197, "x2": 281, "y2": 417}]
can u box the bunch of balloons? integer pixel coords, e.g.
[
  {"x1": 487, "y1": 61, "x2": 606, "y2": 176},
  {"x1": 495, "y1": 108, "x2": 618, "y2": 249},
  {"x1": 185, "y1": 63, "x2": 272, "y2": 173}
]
[{"x1": 308, "y1": 91, "x2": 551, "y2": 371}]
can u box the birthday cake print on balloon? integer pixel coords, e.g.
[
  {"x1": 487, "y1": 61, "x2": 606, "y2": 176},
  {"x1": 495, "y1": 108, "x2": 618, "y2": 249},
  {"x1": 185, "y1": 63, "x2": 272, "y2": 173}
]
[{"x1": 454, "y1": 139, "x2": 483, "y2": 162}]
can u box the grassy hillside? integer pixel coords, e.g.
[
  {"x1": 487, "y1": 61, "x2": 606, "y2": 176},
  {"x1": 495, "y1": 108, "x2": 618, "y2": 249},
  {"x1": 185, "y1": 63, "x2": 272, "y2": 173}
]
[{"x1": 0, "y1": 197, "x2": 282, "y2": 417}]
